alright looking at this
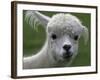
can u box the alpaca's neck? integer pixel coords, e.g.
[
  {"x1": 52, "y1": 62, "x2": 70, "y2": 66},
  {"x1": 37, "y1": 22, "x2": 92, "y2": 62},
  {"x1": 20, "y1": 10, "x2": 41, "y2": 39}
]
[
  {"x1": 32, "y1": 40, "x2": 56, "y2": 67},
  {"x1": 23, "y1": 40, "x2": 55, "y2": 69}
]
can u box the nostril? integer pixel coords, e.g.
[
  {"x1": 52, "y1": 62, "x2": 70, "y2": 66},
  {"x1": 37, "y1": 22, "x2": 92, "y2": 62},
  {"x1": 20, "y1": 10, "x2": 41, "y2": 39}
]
[{"x1": 63, "y1": 45, "x2": 71, "y2": 51}]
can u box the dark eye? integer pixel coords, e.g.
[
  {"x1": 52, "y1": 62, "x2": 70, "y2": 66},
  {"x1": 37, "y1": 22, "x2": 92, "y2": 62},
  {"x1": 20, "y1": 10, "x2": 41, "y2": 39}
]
[
  {"x1": 51, "y1": 34, "x2": 57, "y2": 40},
  {"x1": 74, "y1": 35, "x2": 79, "y2": 40}
]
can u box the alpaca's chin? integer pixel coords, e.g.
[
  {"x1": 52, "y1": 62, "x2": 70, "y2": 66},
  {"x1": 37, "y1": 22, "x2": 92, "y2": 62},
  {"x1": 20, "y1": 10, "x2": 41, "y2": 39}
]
[
  {"x1": 57, "y1": 55, "x2": 73, "y2": 62},
  {"x1": 63, "y1": 56, "x2": 73, "y2": 62}
]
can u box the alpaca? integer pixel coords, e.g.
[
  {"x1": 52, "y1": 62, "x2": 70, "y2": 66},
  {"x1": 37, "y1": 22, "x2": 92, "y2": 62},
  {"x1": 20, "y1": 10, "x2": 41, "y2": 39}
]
[{"x1": 23, "y1": 11, "x2": 88, "y2": 69}]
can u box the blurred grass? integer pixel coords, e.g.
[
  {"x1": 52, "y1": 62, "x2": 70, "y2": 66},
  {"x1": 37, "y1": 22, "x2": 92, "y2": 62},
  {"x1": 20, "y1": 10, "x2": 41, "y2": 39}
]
[{"x1": 23, "y1": 10, "x2": 90, "y2": 66}]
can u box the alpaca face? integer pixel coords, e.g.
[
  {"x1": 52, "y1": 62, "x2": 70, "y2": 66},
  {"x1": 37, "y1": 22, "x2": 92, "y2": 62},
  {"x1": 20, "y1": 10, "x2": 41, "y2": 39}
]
[{"x1": 47, "y1": 14, "x2": 84, "y2": 62}]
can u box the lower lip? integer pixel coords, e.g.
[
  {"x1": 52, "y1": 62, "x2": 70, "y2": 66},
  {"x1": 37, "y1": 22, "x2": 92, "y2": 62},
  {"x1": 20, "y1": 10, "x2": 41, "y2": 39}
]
[{"x1": 63, "y1": 54, "x2": 73, "y2": 59}]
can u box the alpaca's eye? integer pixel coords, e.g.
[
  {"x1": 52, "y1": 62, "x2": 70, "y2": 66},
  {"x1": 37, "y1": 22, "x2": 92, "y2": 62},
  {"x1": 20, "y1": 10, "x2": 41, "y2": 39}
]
[
  {"x1": 51, "y1": 34, "x2": 57, "y2": 40},
  {"x1": 74, "y1": 35, "x2": 79, "y2": 40}
]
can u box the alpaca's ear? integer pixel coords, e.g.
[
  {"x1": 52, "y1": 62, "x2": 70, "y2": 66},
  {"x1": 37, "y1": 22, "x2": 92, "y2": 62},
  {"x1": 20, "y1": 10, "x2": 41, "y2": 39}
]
[
  {"x1": 82, "y1": 26, "x2": 89, "y2": 45},
  {"x1": 25, "y1": 11, "x2": 50, "y2": 29}
]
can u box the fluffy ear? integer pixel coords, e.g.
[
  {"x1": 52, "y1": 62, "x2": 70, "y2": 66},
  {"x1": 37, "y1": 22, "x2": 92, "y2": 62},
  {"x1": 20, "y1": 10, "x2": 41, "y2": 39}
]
[
  {"x1": 25, "y1": 11, "x2": 50, "y2": 29},
  {"x1": 82, "y1": 26, "x2": 89, "y2": 45}
]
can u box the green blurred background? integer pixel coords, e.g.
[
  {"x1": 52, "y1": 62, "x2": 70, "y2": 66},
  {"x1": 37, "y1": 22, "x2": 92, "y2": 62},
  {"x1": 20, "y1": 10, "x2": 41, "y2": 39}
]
[{"x1": 23, "y1": 10, "x2": 91, "y2": 67}]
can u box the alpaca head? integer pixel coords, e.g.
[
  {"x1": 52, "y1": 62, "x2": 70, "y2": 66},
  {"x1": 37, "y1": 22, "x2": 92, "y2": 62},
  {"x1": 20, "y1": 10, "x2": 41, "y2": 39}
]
[{"x1": 25, "y1": 11, "x2": 88, "y2": 62}]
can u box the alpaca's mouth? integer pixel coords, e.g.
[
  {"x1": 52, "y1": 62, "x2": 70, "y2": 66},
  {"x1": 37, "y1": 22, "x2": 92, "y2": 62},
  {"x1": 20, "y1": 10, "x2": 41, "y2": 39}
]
[{"x1": 63, "y1": 52, "x2": 73, "y2": 59}]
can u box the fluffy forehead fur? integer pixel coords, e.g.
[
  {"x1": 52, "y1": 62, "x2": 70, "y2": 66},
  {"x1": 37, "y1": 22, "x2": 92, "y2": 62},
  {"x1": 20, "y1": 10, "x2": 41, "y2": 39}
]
[{"x1": 47, "y1": 13, "x2": 83, "y2": 35}]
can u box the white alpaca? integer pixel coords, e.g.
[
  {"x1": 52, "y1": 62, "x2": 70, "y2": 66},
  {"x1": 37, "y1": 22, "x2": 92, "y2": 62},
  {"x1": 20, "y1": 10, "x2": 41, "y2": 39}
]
[{"x1": 23, "y1": 11, "x2": 88, "y2": 69}]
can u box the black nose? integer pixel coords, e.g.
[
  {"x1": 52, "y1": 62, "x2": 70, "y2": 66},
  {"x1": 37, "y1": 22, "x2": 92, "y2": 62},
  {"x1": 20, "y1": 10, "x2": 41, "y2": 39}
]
[{"x1": 63, "y1": 45, "x2": 71, "y2": 51}]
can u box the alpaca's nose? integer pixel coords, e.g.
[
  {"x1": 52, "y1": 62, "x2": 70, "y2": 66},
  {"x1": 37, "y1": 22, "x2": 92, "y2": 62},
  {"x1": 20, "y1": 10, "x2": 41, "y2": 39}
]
[{"x1": 63, "y1": 45, "x2": 71, "y2": 51}]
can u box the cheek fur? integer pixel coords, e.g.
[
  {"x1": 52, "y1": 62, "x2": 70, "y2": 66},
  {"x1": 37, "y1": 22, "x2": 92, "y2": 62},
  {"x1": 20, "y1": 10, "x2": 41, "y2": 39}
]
[{"x1": 72, "y1": 44, "x2": 78, "y2": 53}]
